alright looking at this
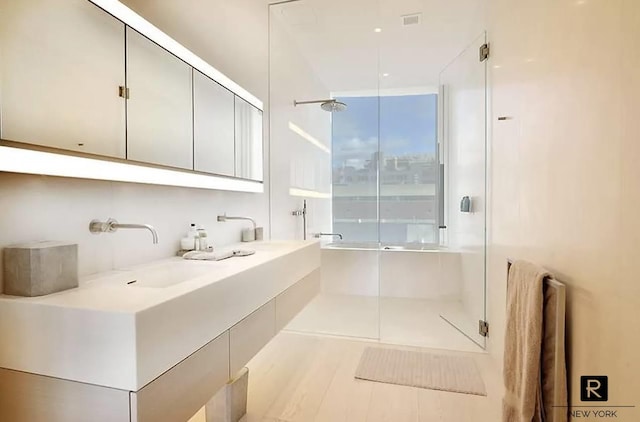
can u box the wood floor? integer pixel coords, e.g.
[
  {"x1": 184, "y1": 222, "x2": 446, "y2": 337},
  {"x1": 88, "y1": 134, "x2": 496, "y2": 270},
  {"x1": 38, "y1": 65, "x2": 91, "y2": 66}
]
[{"x1": 190, "y1": 331, "x2": 503, "y2": 422}]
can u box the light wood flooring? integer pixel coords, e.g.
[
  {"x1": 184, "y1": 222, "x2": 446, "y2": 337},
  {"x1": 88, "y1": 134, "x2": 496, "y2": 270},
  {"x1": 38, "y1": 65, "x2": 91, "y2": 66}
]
[{"x1": 189, "y1": 331, "x2": 503, "y2": 422}]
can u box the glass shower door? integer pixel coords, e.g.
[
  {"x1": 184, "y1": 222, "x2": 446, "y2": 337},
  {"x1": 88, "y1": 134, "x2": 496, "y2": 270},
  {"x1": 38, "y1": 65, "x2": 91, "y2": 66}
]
[{"x1": 438, "y1": 33, "x2": 488, "y2": 348}]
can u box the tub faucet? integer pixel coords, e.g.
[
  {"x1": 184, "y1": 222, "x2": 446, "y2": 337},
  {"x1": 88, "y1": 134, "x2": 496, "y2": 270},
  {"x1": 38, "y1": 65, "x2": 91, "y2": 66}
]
[
  {"x1": 89, "y1": 218, "x2": 159, "y2": 244},
  {"x1": 314, "y1": 233, "x2": 343, "y2": 240}
]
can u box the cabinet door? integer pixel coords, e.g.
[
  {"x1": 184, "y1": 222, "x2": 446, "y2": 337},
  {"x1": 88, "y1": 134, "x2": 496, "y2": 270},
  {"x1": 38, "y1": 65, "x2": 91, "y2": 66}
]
[
  {"x1": 193, "y1": 70, "x2": 235, "y2": 176},
  {"x1": 0, "y1": 0, "x2": 126, "y2": 158},
  {"x1": 126, "y1": 28, "x2": 193, "y2": 169},
  {"x1": 234, "y1": 97, "x2": 263, "y2": 181}
]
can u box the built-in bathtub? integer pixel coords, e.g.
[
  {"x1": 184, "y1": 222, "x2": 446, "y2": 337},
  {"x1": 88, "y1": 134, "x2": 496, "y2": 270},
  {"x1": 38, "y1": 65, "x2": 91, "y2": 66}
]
[
  {"x1": 319, "y1": 241, "x2": 462, "y2": 300},
  {"x1": 286, "y1": 240, "x2": 483, "y2": 349}
]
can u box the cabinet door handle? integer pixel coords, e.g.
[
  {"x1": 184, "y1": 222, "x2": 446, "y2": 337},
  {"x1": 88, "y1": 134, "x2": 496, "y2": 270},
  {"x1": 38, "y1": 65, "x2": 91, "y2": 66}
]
[{"x1": 118, "y1": 86, "x2": 130, "y2": 99}]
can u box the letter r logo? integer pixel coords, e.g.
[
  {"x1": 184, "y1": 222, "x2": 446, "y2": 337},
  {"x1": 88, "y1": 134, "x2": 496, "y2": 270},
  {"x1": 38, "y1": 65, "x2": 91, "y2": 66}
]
[{"x1": 581, "y1": 376, "x2": 608, "y2": 402}]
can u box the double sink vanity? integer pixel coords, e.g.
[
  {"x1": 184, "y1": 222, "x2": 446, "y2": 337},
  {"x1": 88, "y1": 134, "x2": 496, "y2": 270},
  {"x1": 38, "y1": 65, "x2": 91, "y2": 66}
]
[{"x1": 0, "y1": 240, "x2": 321, "y2": 422}]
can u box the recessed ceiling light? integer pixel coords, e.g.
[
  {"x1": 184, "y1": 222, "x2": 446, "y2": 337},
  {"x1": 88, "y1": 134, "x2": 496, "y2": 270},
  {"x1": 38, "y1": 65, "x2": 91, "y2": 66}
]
[
  {"x1": 374, "y1": 28, "x2": 382, "y2": 33},
  {"x1": 382, "y1": 73, "x2": 389, "y2": 77}
]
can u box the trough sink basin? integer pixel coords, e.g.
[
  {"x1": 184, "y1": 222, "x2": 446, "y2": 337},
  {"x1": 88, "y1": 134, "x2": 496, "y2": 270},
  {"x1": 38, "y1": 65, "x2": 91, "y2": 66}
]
[{"x1": 123, "y1": 261, "x2": 218, "y2": 288}]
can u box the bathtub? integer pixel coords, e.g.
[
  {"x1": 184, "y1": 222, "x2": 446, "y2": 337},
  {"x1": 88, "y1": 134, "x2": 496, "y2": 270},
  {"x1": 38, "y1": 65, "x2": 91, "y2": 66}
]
[
  {"x1": 319, "y1": 241, "x2": 463, "y2": 300},
  {"x1": 322, "y1": 241, "x2": 442, "y2": 251}
]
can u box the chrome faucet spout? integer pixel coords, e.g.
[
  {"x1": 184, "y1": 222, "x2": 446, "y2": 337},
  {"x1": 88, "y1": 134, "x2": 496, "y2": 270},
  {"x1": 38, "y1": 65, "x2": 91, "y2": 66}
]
[
  {"x1": 89, "y1": 218, "x2": 159, "y2": 244},
  {"x1": 217, "y1": 214, "x2": 256, "y2": 230}
]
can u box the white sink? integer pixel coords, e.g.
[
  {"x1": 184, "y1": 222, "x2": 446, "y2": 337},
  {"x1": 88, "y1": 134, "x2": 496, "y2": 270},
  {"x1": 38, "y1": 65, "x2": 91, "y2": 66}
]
[{"x1": 0, "y1": 240, "x2": 320, "y2": 391}]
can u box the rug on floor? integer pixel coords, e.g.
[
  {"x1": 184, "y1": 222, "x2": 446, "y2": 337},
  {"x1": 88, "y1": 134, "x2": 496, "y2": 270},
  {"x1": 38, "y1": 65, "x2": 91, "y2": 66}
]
[{"x1": 354, "y1": 347, "x2": 487, "y2": 396}]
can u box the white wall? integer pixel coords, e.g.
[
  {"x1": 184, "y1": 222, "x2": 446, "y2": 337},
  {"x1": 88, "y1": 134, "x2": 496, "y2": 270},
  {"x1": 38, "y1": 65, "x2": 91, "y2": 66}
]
[{"x1": 487, "y1": 0, "x2": 640, "y2": 408}]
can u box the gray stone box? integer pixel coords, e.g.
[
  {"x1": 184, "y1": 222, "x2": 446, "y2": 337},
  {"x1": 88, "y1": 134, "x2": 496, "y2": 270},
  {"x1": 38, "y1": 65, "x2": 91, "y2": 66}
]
[{"x1": 3, "y1": 241, "x2": 78, "y2": 297}]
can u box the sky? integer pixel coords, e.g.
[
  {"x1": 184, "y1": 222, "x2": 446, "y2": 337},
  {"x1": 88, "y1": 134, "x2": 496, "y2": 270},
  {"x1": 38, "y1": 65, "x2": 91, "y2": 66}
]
[{"x1": 332, "y1": 94, "x2": 438, "y2": 170}]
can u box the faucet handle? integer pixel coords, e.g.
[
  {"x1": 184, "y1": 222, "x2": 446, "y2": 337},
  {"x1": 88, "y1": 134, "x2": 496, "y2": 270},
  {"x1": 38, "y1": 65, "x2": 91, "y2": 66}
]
[{"x1": 89, "y1": 218, "x2": 117, "y2": 234}]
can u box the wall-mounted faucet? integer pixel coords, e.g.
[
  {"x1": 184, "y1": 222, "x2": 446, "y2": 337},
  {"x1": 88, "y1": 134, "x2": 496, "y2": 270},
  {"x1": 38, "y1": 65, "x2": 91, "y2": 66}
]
[
  {"x1": 292, "y1": 200, "x2": 307, "y2": 240},
  {"x1": 217, "y1": 214, "x2": 256, "y2": 230},
  {"x1": 217, "y1": 214, "x2": 261, "y2": 242},
  {"x1": 89, "y1": 218, "x2": 159, "y2": 244},
  {"x1": 314, "y1": 233, "x2": 343, "y2": 240}
]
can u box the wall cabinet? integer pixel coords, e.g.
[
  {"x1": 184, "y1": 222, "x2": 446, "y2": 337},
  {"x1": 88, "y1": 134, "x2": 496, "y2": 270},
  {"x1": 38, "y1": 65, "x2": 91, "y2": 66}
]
[
  {"x1": 193, "y1": 70, "x2": 235, "y2": 177},
  {"x1": 126, "y1": 28, "x2": 194, "y2": 170},
  {"x1": 234, "y1": 97, "x2": 264, "y2": 181},
  {"x1": 0, "y1": 0, "x2": 126, "y2": 158},
  {"x1": 0, "y1": 0, "x2": 263, "y2": 188}
]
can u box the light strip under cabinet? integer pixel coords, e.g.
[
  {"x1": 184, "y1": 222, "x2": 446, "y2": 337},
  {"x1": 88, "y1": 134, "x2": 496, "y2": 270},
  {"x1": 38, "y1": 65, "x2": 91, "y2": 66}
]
[
  {"x1": 0, "y1": 146, "x2": 264, "y2": 193},
  {"x1": 87, "y1": 0, "x2": 263, "y2": 110}
]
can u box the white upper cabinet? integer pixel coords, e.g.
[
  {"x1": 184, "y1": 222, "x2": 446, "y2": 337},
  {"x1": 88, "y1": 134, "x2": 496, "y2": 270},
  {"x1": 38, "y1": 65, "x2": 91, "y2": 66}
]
[
  {"x1": 0, "y1": 0, "x2": 264, "y2": 191},
  {"x1": 193, "y1": 70, "x2": 235, "y2": 177},
  {"x1": 235, "y1": 97, "x2": 264, "y2": 181},
  {"x1": 125, "y1": 28, "x2": 193, "y2": 170},
  {"x1": 0, "y1": 0, "x2": 126, "y2": 158}
]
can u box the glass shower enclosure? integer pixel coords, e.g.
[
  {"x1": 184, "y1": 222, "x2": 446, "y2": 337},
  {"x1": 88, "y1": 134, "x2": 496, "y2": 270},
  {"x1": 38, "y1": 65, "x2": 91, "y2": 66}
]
[{"x1": 269, "y1": 0, "x2": 488, "y2": 351}]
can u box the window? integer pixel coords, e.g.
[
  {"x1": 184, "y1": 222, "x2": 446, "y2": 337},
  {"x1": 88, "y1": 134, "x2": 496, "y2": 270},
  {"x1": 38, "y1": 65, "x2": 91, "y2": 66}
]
[{"x1": 332, "y1": 94, "x2": 438, "y2": 244}]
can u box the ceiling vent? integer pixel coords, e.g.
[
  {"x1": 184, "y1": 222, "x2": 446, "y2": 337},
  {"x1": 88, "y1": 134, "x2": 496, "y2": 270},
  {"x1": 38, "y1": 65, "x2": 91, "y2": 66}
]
[{"x1": 401, "y1": 13, "x2": 422, "y2": 26}]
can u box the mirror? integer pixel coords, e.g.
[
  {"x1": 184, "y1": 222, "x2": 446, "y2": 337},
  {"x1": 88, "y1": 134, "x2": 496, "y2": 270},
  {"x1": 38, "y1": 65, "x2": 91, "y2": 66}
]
[
  {"x1": 193, "y1": 70, "x2": 235, "y2": 177},
  {"x1": 234, "y1": 97, "x2": 264, "y2": 181},
  {"x1": 125, "y1": 27, "x2": 193, "y2": 170},
  {"x1": 0, "y1": 0, "x2": 126, "y2": 158}
]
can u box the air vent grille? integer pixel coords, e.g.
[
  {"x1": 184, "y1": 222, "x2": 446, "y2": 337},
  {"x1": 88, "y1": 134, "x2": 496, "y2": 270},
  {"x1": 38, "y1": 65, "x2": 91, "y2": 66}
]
[{"x1": 401, "y1": 13, "x2": 422, "y2": 26}]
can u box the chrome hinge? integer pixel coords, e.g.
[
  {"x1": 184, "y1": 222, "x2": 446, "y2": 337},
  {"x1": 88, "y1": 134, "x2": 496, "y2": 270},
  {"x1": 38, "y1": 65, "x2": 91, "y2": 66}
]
[
  {"x1": 118, "y1": 86, "x2": 130, "y2": 99},
  {"x1": 479, "y1": 43, "x2": 490, "y2": 62},
  {"x1": 479, "y1": 320, "x2": 489, "y2": 337}
]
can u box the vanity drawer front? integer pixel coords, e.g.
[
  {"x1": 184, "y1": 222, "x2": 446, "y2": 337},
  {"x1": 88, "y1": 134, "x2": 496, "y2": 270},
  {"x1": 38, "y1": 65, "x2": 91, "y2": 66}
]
[
  {"x1": 275, "y1": 268, "x2": 321, "y2": 331},
  {"x1": 229, "y1": 300, "x2": 276, "y2": 375},
  {"x1": 0, "y1": 367, "x2": 130, "y2": 422},
  {"x1": 130, "y1": 331, "x2": 230, "y2": 422}
]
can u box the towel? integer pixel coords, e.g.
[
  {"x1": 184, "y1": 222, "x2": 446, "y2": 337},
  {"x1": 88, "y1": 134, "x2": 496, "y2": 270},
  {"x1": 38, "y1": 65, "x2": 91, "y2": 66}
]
[
  {"x1": 182, "y1": 249, "x2": 255, "y2": 261},
  {"x1": 502, "y1": 260, "x2": 550, "y2": 422}
]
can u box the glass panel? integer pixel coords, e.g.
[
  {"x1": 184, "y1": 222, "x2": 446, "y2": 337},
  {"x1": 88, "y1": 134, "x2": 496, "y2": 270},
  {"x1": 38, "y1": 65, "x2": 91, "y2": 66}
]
[
  {"x1": 269, "y1": 0, "x2": 381, "y2": 341},
  {"x1": 126, "y1": 27, "x2": 193, "y2": 169},
  {"x1": 331, "y1": 96, "x2": 380, "y2": 244},
  {"x1": 438, "y1": 33, "x2": 487, "y2": 348},
  {"x1": 379, "y1": 94, "x2": 439, "y2": 246}
]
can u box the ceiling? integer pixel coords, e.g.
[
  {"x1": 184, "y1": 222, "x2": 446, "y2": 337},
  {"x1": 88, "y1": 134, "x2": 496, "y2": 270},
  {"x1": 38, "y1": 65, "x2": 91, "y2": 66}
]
[{"x1": 270, "y1": 0, "x2": 486, "y2": 93}]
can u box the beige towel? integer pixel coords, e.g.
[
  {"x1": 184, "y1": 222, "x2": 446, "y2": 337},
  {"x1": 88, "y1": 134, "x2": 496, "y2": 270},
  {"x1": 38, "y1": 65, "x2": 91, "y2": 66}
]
[{"x1": 502, "y1": 260, "x2": 549, "y2": 422}]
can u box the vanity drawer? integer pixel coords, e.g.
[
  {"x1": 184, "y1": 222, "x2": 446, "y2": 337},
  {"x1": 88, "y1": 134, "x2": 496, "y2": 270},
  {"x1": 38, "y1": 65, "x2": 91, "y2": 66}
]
[
  {"x1": 275, "y1": 268, "x2": 321, "y2": 331},
  {"x1": 130, "y1": 331, "x2": 230, "y2": 422},
  {"x1": 229, "y1": 300, "x2": 276, "y2": 375},
  {"x1": 0, "y1": 367, "x2": 130, "y2": 422}
]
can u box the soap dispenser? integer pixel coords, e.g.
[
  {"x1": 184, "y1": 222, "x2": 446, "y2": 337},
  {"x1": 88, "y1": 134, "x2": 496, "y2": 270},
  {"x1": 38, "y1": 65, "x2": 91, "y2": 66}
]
[
  {"x1": 180, "y1": 223, "x2": 198, "y2": 251},
  {"x1": 460, "y1": 196, "x2": 471, "y2": 213}
]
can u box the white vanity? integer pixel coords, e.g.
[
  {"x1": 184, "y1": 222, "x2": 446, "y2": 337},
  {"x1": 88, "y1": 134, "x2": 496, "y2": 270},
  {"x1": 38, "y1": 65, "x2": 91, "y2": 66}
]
[{"x1": 0, "y1": 240, "x2": 321, "y2": 422}]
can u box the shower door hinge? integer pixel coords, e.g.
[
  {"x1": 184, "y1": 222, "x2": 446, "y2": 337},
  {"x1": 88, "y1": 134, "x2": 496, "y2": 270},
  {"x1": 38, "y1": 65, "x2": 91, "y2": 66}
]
[
  {"x1": 479, "y1": 320, "x2": 489, "y2": 337},
  {"x1": 479, "y1": 43, "x2": 490, "y2": 62},
  {"x1": 118, "y1": 85, "x2": 130, "y2": 99}
]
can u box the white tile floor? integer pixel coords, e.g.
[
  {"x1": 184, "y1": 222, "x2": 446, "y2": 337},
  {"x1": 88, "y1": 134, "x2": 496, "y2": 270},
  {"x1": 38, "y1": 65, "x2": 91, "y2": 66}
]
[{"x1": 285, "y1": 293, "x2": 484, "y2": 353}]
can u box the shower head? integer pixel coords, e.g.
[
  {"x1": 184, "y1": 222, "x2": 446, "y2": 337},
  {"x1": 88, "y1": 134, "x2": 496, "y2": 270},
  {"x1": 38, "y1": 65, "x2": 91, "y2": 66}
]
[{"x1": 294, "y1": 99, "x2": 347, "y2": 113}]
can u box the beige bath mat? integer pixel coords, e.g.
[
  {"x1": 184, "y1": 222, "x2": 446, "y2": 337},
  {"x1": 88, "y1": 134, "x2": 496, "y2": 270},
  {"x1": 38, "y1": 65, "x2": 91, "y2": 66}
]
[{"x1": 354, "y1": 347, "x2": 487, "y2": 396}]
